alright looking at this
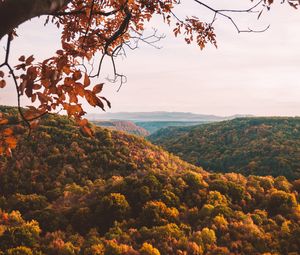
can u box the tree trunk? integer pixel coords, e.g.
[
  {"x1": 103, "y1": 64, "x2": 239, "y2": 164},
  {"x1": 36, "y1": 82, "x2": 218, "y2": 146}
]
[{"x1": 0, "y1": 0, "x2": 70, "y2": 40}]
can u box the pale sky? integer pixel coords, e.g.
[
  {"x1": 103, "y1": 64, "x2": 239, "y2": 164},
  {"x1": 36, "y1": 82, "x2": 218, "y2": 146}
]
[{"x1": 0, "y1": 1, "x2": 300, "y2": 116}]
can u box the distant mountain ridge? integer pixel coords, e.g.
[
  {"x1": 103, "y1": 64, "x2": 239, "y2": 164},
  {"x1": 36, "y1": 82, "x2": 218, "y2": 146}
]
[{"x1": 87, "y1": 111, "x2": 254, "y2": 122}]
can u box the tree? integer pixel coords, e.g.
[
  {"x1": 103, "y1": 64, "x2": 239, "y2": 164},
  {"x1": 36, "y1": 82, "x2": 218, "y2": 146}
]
[{"x1": 0, "y1": 0, "x2": 298, "y2": 154}]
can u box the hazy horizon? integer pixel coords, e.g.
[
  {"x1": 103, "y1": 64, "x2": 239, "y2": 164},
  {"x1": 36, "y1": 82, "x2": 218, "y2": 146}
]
[{"x1": 87, "y1": 111, "x2": 300, "y2": 118}]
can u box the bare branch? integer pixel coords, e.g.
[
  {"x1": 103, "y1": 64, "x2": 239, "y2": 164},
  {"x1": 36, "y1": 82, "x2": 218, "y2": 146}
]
[{"x1": 193, "y1": 0, "x2": 270, "y2": 33}]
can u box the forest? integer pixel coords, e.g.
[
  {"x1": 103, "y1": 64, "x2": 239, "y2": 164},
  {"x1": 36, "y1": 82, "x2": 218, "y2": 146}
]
[
  {"x1": 0, "y1": 106, "x2": 300, "y2": 254},
  {"x1": 0, "y1": 0, "x2": 300, "y2": 253},
  {"x1": 149, "y1": 118, "x2": 300, "y2": 180}
]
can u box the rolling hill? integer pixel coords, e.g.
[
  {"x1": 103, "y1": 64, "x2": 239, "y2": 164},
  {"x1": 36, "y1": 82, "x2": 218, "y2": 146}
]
[
  {"x1": 91, "y1": 120, "x2": 150, "y2": 136},
  {"x1": 0, "y1": 108, "x2": 300, "y2": 254},
  {"x1": 149, "y1": 117, "x2": 300, "y2": 180}
]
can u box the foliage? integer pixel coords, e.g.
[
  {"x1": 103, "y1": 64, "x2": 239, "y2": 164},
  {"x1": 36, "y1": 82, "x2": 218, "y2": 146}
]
[
  {"x1": 0, "y1": 0, "x2": 227, "y2": 154},
  {"x1": 0, "y1": 107, "x2": 300, "y2": 254},
  {"x1": 149, "y1": 117, "x2": 300, "y2": 179}
]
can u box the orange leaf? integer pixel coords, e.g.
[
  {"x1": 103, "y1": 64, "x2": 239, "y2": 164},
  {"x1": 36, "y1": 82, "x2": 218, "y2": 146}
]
[
  {"x1": 5, "y1": 136, "x2": 17, "y2": 148},
  {"x1": 3, "y1": 128, "x2": 13, "y2": 136},
  {"x1": 0, "y1": 118, "x2": 8, "y2": 125},
  {"x1": 81, "y1": 125, "x2": 93, "y2": 137},
  {"x1": 78, "y1": 118, "x2": 88, "y2": 126}
]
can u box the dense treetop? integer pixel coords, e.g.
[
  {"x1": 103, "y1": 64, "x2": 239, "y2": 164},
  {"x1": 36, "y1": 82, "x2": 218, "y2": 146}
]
[
  {"x1": 149, "y1": 117, "x2": 300, "y2": 180},
  {"x1": 1, "y1": 107, "x2": 300, "y2": 254}
]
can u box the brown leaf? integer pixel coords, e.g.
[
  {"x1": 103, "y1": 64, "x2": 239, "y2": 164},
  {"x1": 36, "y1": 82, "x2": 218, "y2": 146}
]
[
  {"x1": 25, "y1": 55, "x2": 35, "y2": 65},
  {"x1": 73, "y1": 70, "x2": 82, "y2": 81},
  {"x1": 37, "y1": 92, "x2": 49, "y2": 104},
  {"x1": 0, "y1": 80, "x2": 6, "y2": 88},
  {"x1": 18, "y1": 55, "x2": 25, "y2": 62},
  {"x1": 84, "y1": 73, "x2": 90, "y2": 87},
  {"x1": 74, "y1": 83, "x2": 85, "y2": 97},
  {"x1": 64, "y1": 77, "x2": 73, "y2": 86},
  {"x1": 92, "y1": 83, "x2": 104, "y2": 94},
  {"x1": 85, "y1": 90, "x2": 97, "y2": 107},
  {"x1": 100, "y1": 96, "x2": 111, "y2": 108}
]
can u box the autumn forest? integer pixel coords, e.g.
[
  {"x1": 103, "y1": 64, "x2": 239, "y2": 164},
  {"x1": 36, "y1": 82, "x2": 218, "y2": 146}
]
[
  {"x1": 1, "y1": 0, "x2": 300, "y2": 254},
  {"x1": 0, "y1": 106, "x2": 300, "y2": 254}
]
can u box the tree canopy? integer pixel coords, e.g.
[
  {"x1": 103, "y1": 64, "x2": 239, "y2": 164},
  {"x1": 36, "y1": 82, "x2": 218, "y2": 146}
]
[
  {"x1": 0, "y1": 106, "x2": 300, "y2": 254},
  {"x1": 149, "y1": 117, "x2": 300, "y2": 180},
  {"x1": 0, "y1": 0, "x2": 299, "y2": 154}
]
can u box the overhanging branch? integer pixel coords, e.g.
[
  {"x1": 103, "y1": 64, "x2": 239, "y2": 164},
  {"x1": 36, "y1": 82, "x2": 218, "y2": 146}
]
[{"x1": 0, "y1": 0, "x2": 71, "y2": 40}]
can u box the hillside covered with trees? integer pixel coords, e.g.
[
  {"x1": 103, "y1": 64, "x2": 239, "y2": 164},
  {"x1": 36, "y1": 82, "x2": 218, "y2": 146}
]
[
  {"x1": 91, "y1": 120, "x2": 150, "y2": 137},
  {"x1": 0, "y1": 107, "x2": 300, "y2": 254},
  {"x1": 149, "y1": 118, "x2": 300, "y2": 180}
]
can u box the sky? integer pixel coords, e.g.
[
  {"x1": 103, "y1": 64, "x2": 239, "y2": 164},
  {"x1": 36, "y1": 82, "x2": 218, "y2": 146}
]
[{"x1": 0, "y1": 0, "x2": 300, "y2": 116}]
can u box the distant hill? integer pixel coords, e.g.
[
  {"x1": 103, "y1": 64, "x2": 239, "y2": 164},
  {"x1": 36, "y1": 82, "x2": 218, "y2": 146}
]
[
  {"x1": 87, "y1": 111, "x2": 253, "y2": 122},
  {"x1": 92, "y1": 120, "x2": 149, "y2": 136},
  {"x1": 87, "y1": 111, "x2": 254, "y2": 134},
  {"x1": 135, "y1": 121, "x2": 206, "y2": 134},
  {"x1": 149, "y1": 117, "x2": 300, "y2": 180},
  {"x1": 1, "y1": 107, "x2": 300, "y2": 254}
]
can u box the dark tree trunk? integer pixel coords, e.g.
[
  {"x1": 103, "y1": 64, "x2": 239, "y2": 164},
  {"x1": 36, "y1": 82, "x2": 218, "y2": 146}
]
[{"x1": 0, "y1": 0, "x2": 70, "y2": 40}]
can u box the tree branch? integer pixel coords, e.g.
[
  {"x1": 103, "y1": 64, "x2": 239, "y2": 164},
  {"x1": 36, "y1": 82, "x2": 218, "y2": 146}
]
[{"x1": 0, "y1": 0, "x2": 71, "y2": 40}]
